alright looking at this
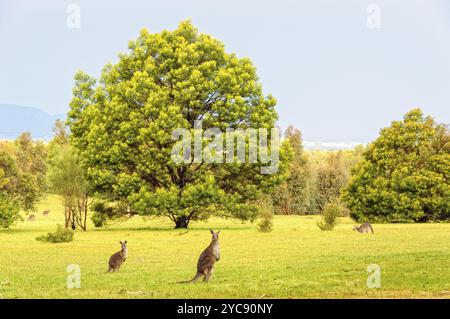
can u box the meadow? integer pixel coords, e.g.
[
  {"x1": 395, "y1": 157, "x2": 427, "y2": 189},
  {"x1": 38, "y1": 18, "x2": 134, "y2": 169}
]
[{"x1": 1, "y1": 194, "x2": 450, "y2": 299}]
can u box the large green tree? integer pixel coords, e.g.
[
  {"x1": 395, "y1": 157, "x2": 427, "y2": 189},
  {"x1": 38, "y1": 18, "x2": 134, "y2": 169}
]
[
  {"x1": 342, "y1": 109, "x2": 450, "y2": 222},
  {"x1": 68, "y1": 21, "x2": 290, "y2": 228}
]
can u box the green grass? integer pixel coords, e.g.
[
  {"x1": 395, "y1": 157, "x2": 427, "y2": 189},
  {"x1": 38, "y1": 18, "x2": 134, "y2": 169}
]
[{"x1": 1, "y1": 194, "x2": 450, "y2": 299}]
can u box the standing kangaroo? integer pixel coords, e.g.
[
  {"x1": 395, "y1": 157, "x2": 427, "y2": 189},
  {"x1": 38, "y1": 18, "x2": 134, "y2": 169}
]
[
  {"x1": 179, "y1": 230, "x2": 220, "y2": 283},
  {"x1": 108, "y1": 241, "x2": 128, "y2": 272},
  {"x1": 353, "y1": 223, "x2": 374, "y2": 234}
]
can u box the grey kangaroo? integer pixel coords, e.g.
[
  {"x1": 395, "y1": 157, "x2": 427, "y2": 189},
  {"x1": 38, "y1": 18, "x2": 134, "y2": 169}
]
[
  {"x1": 108, "y1": 241, "x2": 128, "y2": 272},
  {"x1": 353, "y1": 223, "x2": 374, "y2": 234},
  {"x1": 180, "y1": 230, "x2": 220, "y2": 283}
]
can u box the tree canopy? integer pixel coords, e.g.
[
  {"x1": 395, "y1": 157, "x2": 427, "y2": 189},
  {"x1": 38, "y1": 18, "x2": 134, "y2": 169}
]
[
  {"x1": 68, "y1": 21, "x2": 290, "y2": 228},
  {"x1": 342, "y1": 109, "x2": 450, "y2": 222}
]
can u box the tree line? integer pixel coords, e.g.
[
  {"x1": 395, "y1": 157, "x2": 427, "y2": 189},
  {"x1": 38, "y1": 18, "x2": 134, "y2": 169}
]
[
  {"x1": 1, "y1": 108, "x2": 447, "y2": 230},
  {"x1": 272, "y1": 109, "x2": 449, "y2": 224},
  {"x1": 0, "y1": 21, "x2": 448, "y2": 230},
  {"x1": 271, "y1": 126, "x2": 364, "y2": 216}
]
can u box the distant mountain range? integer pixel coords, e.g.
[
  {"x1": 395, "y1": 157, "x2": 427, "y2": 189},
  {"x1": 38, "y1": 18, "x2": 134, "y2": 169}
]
[{"x1": 0, "y1": 104, "x2": 65, "y2": 140}]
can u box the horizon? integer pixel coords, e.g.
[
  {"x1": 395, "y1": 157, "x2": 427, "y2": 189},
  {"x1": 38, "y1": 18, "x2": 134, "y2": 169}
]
[{"x1": 0, "y1": 103, "x2": 368, "y2": 149}]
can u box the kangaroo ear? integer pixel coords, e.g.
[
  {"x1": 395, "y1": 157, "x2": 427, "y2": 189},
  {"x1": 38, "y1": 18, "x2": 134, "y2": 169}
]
[
  {"x1": 217, "y1": 231, "x2": 220, "y2": 234},
  {"x1": 119, "y1": 241, "x2": 123, "y2": 245},
  {"x1": 124, "y1": 241, "x2": 127, "y2": 244},
  {"x1": 210, "y1": 229, "x2": 214, "y2": 234}
]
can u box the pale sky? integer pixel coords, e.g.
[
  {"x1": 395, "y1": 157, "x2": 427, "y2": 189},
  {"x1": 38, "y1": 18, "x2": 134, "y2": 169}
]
[{"x1": 0, "y1": 0, "x2": 449, "y2": 142}]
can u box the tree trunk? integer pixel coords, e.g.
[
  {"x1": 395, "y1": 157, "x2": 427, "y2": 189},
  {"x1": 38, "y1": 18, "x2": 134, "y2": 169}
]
[
  {"x1": 83, "y1": 194, "x2": 88, "y2": 231},
  {"x1": 70, "y1": 207, "x2": 76, "y2": 230},
  {"x1": 64, "y1": 202, "x2": 70, "y2": 229},
  {"x1": 174, "y1": 216, "x2": 189, "y2": 229}
]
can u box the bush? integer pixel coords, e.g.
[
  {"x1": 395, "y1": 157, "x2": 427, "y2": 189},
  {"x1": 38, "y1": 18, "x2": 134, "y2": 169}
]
[
  {"x1": 36, "y1": 224, "x2": 74, "y2": 243},
  {"x1": 91, "y1": 209, "x2": 108, "y2": 228},
  {"x1": 91, "y1": 202, "x2": 124, "y2": 228},
  {"x1": 317, "y1": 199, "x2": 344, "y2": 231},
  {"x1": 257, "y1": 195, "x2": 274, "y2": 232}
]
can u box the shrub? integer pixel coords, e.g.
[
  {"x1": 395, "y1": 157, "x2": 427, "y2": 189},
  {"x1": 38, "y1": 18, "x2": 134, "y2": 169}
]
[
  {"x1": 257, "y1": 195, "x2": 274, "y2": 232},
  {"x1": 317, "y1": 199, "x2": 344, "y2": 231},
  {"x1": 36, "y1": 224, "x2": 74, "y2": 243},
  {"x1": 91, "y1": 202, "x2": 124, "y2": 228},
  {"x1": 91, "y1": 209, "x2": 108, "y2": 228}
]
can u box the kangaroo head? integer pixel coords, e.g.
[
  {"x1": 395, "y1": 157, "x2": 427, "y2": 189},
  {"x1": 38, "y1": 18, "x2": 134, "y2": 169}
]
[
  {"x1": 352, "y1": 226, "x2": 358, "y2": 231},
  {"x1": 210, "y1": 230, "x2": 220, "y2": 241},
  {"x1": 119, "y1": 241, "x2": 127, "y2": 250}
]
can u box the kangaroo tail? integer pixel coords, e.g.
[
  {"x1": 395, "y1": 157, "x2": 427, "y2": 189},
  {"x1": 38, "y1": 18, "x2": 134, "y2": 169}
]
[
  {"x1": 177, "y1": 272, "x2": 202, "y2": 284},
  {"x1": 370, "y1": 225, "x2": 374, "y2": 234}
]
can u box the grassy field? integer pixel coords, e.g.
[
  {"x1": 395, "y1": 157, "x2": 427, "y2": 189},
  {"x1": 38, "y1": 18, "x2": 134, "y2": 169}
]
[{"x1": 1, "y1": 194, "x2": 450, "y2": 299}]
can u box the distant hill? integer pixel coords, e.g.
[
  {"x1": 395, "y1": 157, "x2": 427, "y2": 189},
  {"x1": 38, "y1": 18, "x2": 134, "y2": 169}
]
[{"x1": 0, "y1": 104, "x2": 65, "y2": 140}]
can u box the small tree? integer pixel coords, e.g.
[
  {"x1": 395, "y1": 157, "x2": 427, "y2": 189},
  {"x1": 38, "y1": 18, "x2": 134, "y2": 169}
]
[
  {"x1": 47, "y1": 145, "x2": 90, "y2": 230},
  {"x1": 257, "y1": 195, "x2": 274, "y2": 232},
  {"x1": 317, "y1": 199, "x2": 342, "y2": 231}
]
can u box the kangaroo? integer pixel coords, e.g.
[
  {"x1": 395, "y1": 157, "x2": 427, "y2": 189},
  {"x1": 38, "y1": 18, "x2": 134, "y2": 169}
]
[
  {"x1": 42, "y1": 210, "x2": 50, "y2": 216},
  {"x1": 179, "y1": 230, "x2": 221, "y2": 283},
  {"x1": 27, "y1": 214, "x2": 36, "y2": 221},
  {"x1": 353, "y1": 223, "x2": 374, "y2": 234},
  {"x1": 108, "y1": 241, "x2": 128, "y2": 272}
]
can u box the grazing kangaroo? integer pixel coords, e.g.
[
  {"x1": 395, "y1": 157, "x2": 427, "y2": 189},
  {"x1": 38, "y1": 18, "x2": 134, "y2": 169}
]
[
  {"x1": 179, "y1": 230, "x2": 221, "y2": 283},
  {"x1": 27, "y1": 214, "x2": 36, "y2": 221},
  {"x1": 42, "y1": 210, "x2": 50, "y2": 216},
  {"x1": 108, "y1": 241, "x2": 128, "y2": 272},
  {"x1": 353, "y1": 223, "x2": 374, "y2": 234}
]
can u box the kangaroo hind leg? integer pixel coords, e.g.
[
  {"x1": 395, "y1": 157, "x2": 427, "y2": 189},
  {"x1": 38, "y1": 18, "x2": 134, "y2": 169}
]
[{"x1": 204, "y1": 267, "x2": 214, "y2": 282}]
